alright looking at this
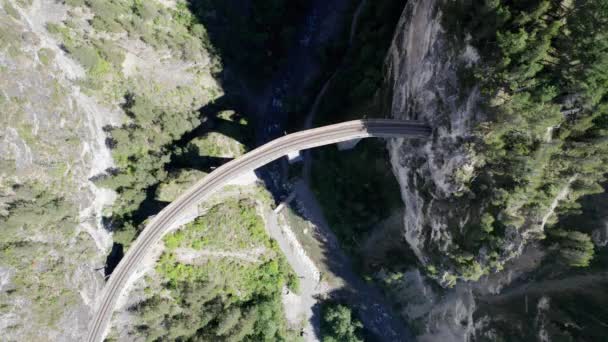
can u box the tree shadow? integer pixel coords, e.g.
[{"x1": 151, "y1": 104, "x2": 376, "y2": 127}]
[
  {"x1": 104, "y1": 242, "x2": 124, "y2": 277},
  {"x1": 181, "y1": 0, "x2": 319, "y2": 201},
  {"x1": 171, "y1": 154, "x2": 234, "y2": 173},
  {"x1": 185, "y1": 0, "x2": 312, "y2": 90},
  {"x1": 178, "y1": 96, "x2": 252, "y2": 146},
  {"x1": 168, "y1": 95, "x2": 253, "y2": 173}
]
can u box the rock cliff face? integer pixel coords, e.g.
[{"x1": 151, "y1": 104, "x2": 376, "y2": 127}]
[
  {"x1": 384, "y1": 0, "x2": 489, "y2": 285},
  {"x1": 383, "y1": 0, "x2": 556, "y2": 286},
  {"x1": 384, "y1": 0, "x2": 608, "y2": 293},
  {"x1": 385, "y1": 0, "x2": 589, "y2": 287},
  {"x1": 381, "y1": 2, "x2": 524, "y2": 337}
]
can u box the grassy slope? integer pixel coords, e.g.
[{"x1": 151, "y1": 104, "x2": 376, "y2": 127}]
[{"x1": 110, "y1": 189, "x2": 300, "y2": 341}]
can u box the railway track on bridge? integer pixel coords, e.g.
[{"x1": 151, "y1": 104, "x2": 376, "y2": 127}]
[{"x1": 87, "y1": 119, "x2": 431, "y2": 342}]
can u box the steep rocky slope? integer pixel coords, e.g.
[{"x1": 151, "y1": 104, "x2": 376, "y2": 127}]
[
  {"x1": 0, "y1": 0, "x2": 116, "y2": 339},
  {"x1": 380, "y1": 0, "x2": 608, "y2": 340},
  {"x1": 385, "y1": 0, "x2": 486, "y2": 285},
  {"x1": 0, "y1": 0, "x2": 221, "y2": 339},
  {"x1": 385, "y1": 0, "x2": 608, "y2": 285}
]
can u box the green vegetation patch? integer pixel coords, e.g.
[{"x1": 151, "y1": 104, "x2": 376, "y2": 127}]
[
  {"x1": 36, "y1": 48, "x2": 55, "y2": 66},
  {"x1": 0, "y1": 182, "x2": 84, "y2": 332},
  {"x1": 124, "y1": 197, "x2": 300, "y2": 341},
  {"x1": 187, "y1": 131, "x2": 246, "y2": 158},
  {"x1": 3, "y1": 1, "x2": 21, "y2": 20},
  {"x1": 155, "y1": 168, "x2": 207, "y2": 203},
  {"x1": 548, "y1": 229, "x2": 595, "y2": 267},
  {"x1": 320, "y1": 302, "x2": 364, "y2": 342},
  {"x1": 553, "y1": 186, "x2": 608, "y2": 269},
  {"x1": 163, "y1": 198, "x2": 270, "y2": 253},
  {"x1": 97, "y1": 92, "x2": 202, "y2": 245}
]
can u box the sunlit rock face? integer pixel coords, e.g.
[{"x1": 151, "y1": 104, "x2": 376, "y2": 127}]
[
  {"x1": 383, "y1": 0, "x2": 585, "y2": 287},
  {"x1": 383, "y1": 0, "x2": 496, "y2": 285}
]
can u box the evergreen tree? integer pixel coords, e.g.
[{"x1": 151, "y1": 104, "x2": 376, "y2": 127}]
[
  {"x1": 549, "y1": 229, "x2": 595, "y2": 267},
  {"x1": 321, "y1": 304, "x2": 364, "y2": 342}
]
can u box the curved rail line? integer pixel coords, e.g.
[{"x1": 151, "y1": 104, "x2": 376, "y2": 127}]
[{"x1": 87, "y1": 119, "x2": 431, "y2": 342}]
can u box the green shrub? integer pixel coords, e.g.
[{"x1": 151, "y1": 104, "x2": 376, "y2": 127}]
[
  {"x1": 64, "y1": 0, "x2": 85, "y2": 7},
  {"x1": 66, "y1": 45, "x2": 100, "y2": 70},
  {"x1": 90, "y1": 16, "x2": 123, "y2": 34},
  {"x1": 321, "y1": 303, "x2": 364, "y2": 342},
  {"x1": 3, "y1": 2, "x2": 20, "y2": 19},
  {"x1": 37, "y1": 48, "x2": 55, "y2": 66},
  {"x1": 94, "y1": 40, "x2": 125, "y2": 68},
  {"x1": 132, "y1": 0, "x2": 158, "y2": 21},
  {"x1": 155, "y1": 169, "x2": 207, "y2": 202}
]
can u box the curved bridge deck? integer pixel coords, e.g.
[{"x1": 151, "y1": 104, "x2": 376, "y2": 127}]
[{"x1": 87, "y1": 119, "x2": 431, "y2": 342}]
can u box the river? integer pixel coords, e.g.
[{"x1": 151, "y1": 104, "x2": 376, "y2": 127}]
[{"x1": 240, "y1": 0, "x2": 414, "y2": 340}]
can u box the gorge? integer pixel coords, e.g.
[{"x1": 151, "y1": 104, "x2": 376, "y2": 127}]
[{"x1": 1, "y1": 0, "x2": 607, "y2": 341}]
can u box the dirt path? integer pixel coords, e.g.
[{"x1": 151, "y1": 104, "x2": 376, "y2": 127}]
[
  {"x1": 173, "y1": 247, "x2": 266, "y2": 264},
  {"x1": 262, "y1": 202, "x2": 323, "y2": 341}
]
